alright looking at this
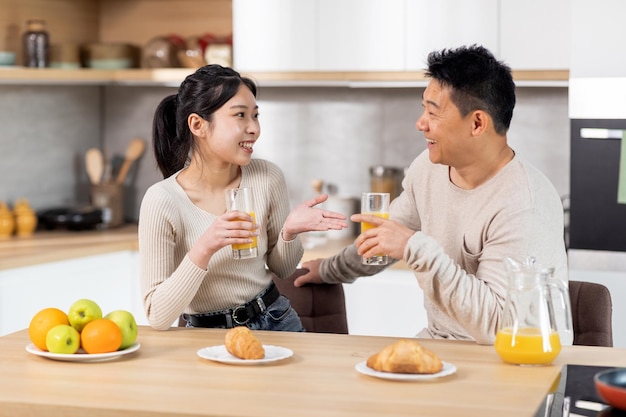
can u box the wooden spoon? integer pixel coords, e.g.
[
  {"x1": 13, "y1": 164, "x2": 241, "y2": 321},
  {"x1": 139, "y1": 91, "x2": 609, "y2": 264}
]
[
  {"x1": 116, "y1": 138, "x2": 146, "y2": 184},
  {"x1": 85, "y1": 148, "x2": 104, "y2": 185}
]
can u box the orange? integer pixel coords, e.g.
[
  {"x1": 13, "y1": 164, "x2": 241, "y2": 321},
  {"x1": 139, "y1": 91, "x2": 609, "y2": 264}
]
[
  {"x1": 28, "y1": 307, "x2": 70, "y2": 351},
  {"x1": 80, "y1": 318, "x2": 123, "y2": 354}
]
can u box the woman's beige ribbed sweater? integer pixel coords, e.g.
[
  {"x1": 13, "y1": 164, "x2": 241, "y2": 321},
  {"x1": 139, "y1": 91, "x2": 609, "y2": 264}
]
[{"x1": 139, "y1": 159, "x2": 303, "y2": 330}]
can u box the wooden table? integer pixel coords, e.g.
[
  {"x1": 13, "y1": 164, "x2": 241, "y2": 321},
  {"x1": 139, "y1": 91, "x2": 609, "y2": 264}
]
[{"x1": 1, "y1": 326, "x2": 624, "y2": 417}]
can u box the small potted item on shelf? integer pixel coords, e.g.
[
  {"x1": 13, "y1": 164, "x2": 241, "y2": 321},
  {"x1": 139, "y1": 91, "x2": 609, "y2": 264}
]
[
  {"x1": 82, "y1": 43, "x2": 140, "y2": 69},
  {"x1": 49, "y1": 43, "x2": 81, "y2": 69},
  {"x1": 0, "y1": 51, "x2": 16, "y2": 67}
]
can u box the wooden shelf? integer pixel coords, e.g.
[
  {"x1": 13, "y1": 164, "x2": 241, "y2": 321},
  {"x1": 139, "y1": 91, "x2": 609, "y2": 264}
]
[
  {"x1": 0, "y1": 68, "x2": 570, "y2": 88},
  {"x1": 0, "y1": 68, "x2": 194, "y2": 86}
]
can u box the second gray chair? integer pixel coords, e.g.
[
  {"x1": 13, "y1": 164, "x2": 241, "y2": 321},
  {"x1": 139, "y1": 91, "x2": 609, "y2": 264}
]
[{"x1": 568, "y1": 280, "x2": 613, "y2": 347}]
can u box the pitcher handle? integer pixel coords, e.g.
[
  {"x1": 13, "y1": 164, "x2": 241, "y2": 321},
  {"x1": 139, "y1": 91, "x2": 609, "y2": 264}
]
[{"x1": 547, "y1": 275, "x2": 574, "y2": 345}]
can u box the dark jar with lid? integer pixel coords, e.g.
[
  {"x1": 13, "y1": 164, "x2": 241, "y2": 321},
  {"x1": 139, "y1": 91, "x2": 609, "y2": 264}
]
[
  {"x1": 369, "y1": 165, "x2": 403, "y2": 201},
  {"x1": 22, "y1": 19, "x2": 49, "y2": 67}
]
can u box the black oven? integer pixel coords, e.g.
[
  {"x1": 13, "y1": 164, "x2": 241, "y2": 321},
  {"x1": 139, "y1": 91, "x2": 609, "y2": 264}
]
[{"x1": 569, "y1": 119, "x2": 626, "y2": 251}]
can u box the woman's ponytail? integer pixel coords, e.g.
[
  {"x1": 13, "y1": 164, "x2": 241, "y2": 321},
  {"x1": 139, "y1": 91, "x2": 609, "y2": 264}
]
[{"x1": 152, "y1": 94, "x2": 190, "y2": 178}]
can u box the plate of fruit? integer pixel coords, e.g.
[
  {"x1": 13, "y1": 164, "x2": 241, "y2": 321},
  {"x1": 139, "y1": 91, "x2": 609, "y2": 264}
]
[{"x1": 26, "y1": 299, "x2": 139, "y2": 362}]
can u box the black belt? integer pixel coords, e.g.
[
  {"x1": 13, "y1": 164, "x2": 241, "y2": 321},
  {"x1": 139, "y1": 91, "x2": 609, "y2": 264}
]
[{"x1": 186, "y1": 283, "x2": 280, "y2": 328}]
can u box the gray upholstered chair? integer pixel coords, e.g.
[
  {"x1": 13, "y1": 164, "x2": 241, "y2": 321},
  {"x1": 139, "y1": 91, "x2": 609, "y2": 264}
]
[
  {"x1": 272, "y1": 268, "x2": 349, "y2": 334},
  {"x1": 569, "y1": 280, "x2": 613, "y2": 347}
]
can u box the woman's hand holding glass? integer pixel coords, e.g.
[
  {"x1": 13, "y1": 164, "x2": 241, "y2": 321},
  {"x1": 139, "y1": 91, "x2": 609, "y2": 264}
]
[{"x1": 187, "y1": 210, "x2": 259, "y2": 268}]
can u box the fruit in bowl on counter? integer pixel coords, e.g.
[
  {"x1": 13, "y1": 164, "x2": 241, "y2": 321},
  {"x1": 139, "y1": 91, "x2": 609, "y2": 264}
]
[
  {"x1": 68, "y1": 299, "x2": 102, "y2": 332},
  {"x1": 80, "y1": 318, "x2": 123, "y2": 354},
  {"x1": 104, "y1": 310, "x2": 138, "y2": 349},
  {"x1": 28, "y1": 307, "x2": 70, "y2": 351},
  {"x1": 46, "y1": 324, "x2": 80, "y2": 354},
  {"x1": 28, "y1": 301, "x2": 138, "y2": 355}
]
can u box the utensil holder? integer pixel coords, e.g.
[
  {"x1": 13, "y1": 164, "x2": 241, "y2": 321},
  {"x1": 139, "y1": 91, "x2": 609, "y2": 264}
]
[{"x1": 90, "y1": 183, "x2": 124, "y2": 228}]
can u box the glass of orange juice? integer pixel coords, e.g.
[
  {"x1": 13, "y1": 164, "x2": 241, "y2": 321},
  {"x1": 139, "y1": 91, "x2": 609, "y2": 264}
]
[
  {"x1": 360, "y1": 192, "x2": 390, "y2": 265},
  {"x1": 225, "y1": 187, "x2": 258, "y2": 260}
]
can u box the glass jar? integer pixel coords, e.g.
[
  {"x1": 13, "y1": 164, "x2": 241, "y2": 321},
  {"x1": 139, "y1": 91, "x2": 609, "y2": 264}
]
[
  {"x1": 369, "y1": 166, "x2": 402, "y2": 201},
  {"x1": 22, "y1": 19, "x2": 49, "y2": 67}
]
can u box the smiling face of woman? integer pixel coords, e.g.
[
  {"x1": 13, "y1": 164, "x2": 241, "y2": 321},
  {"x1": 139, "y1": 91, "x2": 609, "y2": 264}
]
[{"x1": 196, "y1": 85, "x2": 261, "y2": 167}]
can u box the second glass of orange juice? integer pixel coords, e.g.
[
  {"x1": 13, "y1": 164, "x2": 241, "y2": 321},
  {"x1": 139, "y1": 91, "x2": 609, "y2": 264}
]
[
  {"x1": 225, "y1": 187, "x2": 258, "y2": 260},
  {"x1": 360, "y1": 192, "x2": 390, "y2": 265}
]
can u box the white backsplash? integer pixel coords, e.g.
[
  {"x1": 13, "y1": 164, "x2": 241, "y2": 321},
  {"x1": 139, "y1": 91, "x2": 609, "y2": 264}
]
[
  {"x1": 0, "y1": 85, "x2": 101, "y2": 210},
  {"x1": 0, "y1": 85, "x2": 569, "y2": 222}
]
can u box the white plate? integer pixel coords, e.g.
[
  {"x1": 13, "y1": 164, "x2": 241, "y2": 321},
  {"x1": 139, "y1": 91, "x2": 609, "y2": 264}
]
[
  {"x1": 26, "y1": 343, "x2": 140, "y2": 362},
  {"x1": 197, "y1": 344, "x2": 293, "y2": 365},
  {"x1": 355, "y1": 360, "x2": 457, "y2": 381}
]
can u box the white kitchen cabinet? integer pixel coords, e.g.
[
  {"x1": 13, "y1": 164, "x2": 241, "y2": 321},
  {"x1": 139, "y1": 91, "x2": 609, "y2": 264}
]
[
  {"x1": 317, "y1": 0, "x2": 405, "y2": 71},
  {"x1": 233, "y1": 0, "x2": 405, "y2": 72},
  {"x1": 232, "y1": 0, "x2": 317, "y2": 72},
  {"x1": 405, "y1": 0, "x2": 500, "y2": 71},
  {"x1": 342, "y1": 268, "x2": 425, "y2": 337},
  {"x1": 500, "y1": 0, "x2": 570, "y2": 70},
  {"x1": 0, "y1": 251, "x2": 147, "y2": 337},
  {"x1": 570, "y1": 0, "x2": 626, "y2": 77}
]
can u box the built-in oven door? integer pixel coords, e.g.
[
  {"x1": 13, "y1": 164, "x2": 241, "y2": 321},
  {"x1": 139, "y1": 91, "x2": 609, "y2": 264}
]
[{"x1": 569, "y1": 119, "x2": 626, "y2": 251}]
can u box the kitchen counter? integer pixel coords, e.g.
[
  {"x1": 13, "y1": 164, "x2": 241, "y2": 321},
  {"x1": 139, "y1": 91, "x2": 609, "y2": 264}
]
[
  {"x1": 0, "y1": 224, "x2": 140, "y2": 271},
  {"x1": 2, "y1": 325, "x2": 624, "y2": 417},
  {"x1": 0, "y1": 226, "x2": 409, "y2": 271}
]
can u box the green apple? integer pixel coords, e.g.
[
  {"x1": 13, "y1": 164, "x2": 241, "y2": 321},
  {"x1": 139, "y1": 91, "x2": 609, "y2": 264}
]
[
  {"x1": 68, "y1": 299, "x2": 102, "y2": 332},
  {"x1": 104, "y1": 310, "x2": 138, "y2": 349},
  {"x1": 46, "y1": 324, "x2": 80, "y2": 354}
]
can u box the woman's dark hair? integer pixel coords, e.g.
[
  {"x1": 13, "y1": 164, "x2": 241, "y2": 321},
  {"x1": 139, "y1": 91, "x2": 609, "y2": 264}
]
[
  {"x1": 425, "y1": 45, "x2": 515, "y2": 135},
  {"x1": 152, "y1": 64, "x2": 258, "y2": 178}
]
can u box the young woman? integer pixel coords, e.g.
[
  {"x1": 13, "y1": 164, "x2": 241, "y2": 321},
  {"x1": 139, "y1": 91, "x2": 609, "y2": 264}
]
[{"x1": 139, "y1": 65, "x2": 347, "y2": 331}]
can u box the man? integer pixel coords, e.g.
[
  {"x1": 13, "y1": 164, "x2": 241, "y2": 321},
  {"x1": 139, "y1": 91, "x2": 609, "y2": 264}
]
[{"x1": 294, "y1": 45, "x2": 568, "y2": 344}]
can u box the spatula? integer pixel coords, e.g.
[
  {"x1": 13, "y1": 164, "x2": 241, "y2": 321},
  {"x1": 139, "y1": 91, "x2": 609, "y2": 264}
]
[
  {"x1": 116, "y1": 138, "x2": 146, "y2": 184},
  {"x1": 85, "y1": 148, "x2": 104, "y2": 185}
]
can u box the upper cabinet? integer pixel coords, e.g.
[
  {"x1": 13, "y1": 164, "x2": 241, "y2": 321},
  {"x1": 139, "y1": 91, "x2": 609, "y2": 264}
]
[
  {"x1": 405, "y1": 0, "x2": 499, "y2": 71},
  {"x1": 233, "y1": 0, "x2": 405, "y2": 72},
  {"x1": 233, "y1": 0, "x2": 570, "y2": 85},
  {"x1": 317, "y1": 0, "x2": 405, "y2": 71},
  {"x1": 232, "y1": 0, "x2": 316, "y2": 71},
  {"x1": 0, "y1": 0, "x2": 571, "y2": 86},
  {"x1": 499, "y1": 0, "x2": 571, "y2": 70},
  {"x1": 570, "y1": 0, "x2": 626, "y2": 77}
]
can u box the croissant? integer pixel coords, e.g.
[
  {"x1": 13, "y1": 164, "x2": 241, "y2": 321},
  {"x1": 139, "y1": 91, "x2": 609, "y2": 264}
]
[
  {"x1": 366, "y1": 339, "x2": 443, "y2": 374},
  {"x1": 224, "y1": 326, "x2": 265, "y2": 360}
]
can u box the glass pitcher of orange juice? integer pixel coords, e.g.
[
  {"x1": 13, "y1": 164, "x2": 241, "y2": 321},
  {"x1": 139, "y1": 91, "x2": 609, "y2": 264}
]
[{"x1": 495, "y1": 256, "x2": 573, "y2": 366}]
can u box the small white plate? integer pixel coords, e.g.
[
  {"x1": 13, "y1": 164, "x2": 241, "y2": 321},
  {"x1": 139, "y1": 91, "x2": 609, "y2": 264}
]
[
  {"x1": 197, "y1": 344, "x2": 293, "y2": 365},
  {"x1": 26, "y1": 343, "x2": 140, "y2": 362},
  {"x1": 355, "y1": 360, "x2": 457, "y2": 381}
]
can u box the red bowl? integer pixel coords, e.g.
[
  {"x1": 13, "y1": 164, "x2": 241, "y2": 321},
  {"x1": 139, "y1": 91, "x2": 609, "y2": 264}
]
[{"x1": 595, "y1": 368, "x2": 626, "y2": 410}]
